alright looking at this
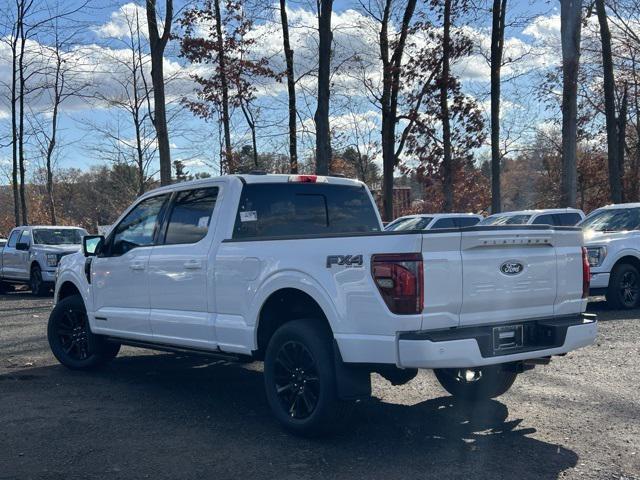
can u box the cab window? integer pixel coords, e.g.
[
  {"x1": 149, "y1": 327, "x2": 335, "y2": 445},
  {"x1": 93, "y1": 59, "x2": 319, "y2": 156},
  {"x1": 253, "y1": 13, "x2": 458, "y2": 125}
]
[
  {"x1": 431, "y1": 217, "x2": 456, "y2": 229},
  {"x1": 532, "y1": 214, "x2": 555, "y2": 225},
  {"x1": 109, "y1": 194, "x2": 169, "y2": 256},
  {"x1": 163, "y1": 188, "x2": 219, "y2": 245},
  {"x1": 555, "y1": 213, "x2": 582, "y2": 226},
  {"x1": 455, "y1": 217, "x2": 481, "y2": 228}
]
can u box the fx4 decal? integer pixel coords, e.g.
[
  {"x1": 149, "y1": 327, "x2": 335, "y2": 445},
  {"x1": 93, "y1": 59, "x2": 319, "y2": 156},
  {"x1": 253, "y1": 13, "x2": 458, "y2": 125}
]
[{"x1": 326, "y1": 255, "x2": 364, "y2": 268}]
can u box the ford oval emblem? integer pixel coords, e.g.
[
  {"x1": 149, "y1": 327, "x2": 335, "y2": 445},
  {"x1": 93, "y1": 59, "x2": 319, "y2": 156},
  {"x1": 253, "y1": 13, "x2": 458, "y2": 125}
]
[{"x1": 500, "y1": 261, "x2": 524, "y2": 275}]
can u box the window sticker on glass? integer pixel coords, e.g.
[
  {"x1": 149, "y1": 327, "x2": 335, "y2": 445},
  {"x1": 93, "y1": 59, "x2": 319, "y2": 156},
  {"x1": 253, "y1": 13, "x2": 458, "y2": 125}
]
[
  {"x1": 240, "y1": 211, "x2": 258, "y2": 222},
  {"x1": 197, "y1": 216, "x2": 210, "y2": 228}
]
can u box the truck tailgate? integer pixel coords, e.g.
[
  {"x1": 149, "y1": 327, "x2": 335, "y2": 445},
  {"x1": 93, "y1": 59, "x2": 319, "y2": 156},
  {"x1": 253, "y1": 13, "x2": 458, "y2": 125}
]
[
  {"x1": 459, "y1": 228, "x2": 558, "y2": 326},
  {"x1": 421, "y1": 226, "x2": 585, "y2": 329}
]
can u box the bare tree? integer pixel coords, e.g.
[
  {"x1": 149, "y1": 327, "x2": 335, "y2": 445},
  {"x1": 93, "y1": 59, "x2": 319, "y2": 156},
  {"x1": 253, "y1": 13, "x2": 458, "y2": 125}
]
[
  {"x1": 146, "y1": 0, "x2": 173, "y2": 186},
  {"x1": 560, "y1": 0, "x2": 583, "y2": 207},
  {"x1": 279, "y1": 0, "x2": 298, "y2": 173},
  {"x1": 315, "y1": 0, "x2": 333, "y2": 175},
  {"x1": 375, "y1": 0, "x2": 417, "y2": 220}
]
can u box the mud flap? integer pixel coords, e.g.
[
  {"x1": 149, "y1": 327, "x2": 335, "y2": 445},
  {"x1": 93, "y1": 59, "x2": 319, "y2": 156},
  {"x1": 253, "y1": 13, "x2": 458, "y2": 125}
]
[{"x1": 333, "y1": 340, "x2": 371, "y2": 400}]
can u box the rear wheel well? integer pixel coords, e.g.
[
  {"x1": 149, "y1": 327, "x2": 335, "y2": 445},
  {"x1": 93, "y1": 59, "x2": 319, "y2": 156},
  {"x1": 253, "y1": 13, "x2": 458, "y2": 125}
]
[
  {"x1": 255, "y1": 288, "x2": 331, "y2": 360},
  {"x1": 611, "y1": 256, "x2": 640, "y2": 274},
  {"x1": 58, "y1": 281, "x2": 81, "y2": 302}
]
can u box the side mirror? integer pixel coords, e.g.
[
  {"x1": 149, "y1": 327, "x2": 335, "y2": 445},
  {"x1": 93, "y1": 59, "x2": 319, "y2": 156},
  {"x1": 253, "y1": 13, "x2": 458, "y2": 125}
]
[
  {"x1": 83, "y1": 235, "x2": 105, "y2": 257},
  {"x1": 15, "y1": 242, "x2": 29, "y2": 251}
]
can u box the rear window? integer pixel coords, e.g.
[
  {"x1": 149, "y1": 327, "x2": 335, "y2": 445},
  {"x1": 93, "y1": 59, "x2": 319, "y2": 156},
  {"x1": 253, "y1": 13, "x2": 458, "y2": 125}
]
[
  {"x1": 455, "y1": 216, "x2": 481, "y2": 227},
  {"x1": 386, "y1": 217, "x2": 432, "y2": 231},
  {"x1": 480, "y1": 214, "x2": 532, "y2": 225},
  {"x1": 232, "y1": 183, "x2": 380, "y2": 239}
]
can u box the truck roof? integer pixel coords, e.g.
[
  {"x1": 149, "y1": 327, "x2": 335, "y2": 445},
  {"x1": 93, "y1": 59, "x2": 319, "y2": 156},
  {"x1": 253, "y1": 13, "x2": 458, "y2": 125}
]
[
  {"x1": 594, "y1": 202, "x2": 640, "y2": 210},
  {"x1": 143, "y1": 174, "x2": 365, "y2": 197},
  {"x1": 12, "y1": 225, "x2": 86, "y2": 230},
  {"x1": 487, "y1": 208, "x2": 584, "y2": 217}
]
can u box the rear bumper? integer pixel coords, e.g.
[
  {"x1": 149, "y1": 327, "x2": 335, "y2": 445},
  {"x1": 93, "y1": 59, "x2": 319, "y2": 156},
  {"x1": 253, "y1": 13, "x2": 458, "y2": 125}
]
[{"x1": 397, "y1": 314, "x2": 597, "y2": 369}]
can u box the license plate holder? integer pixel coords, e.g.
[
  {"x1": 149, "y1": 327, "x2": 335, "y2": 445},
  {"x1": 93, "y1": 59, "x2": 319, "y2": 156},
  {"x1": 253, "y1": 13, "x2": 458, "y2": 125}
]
[{"x1": 493, "y1": 324, "x2": 524, "y2": 351}]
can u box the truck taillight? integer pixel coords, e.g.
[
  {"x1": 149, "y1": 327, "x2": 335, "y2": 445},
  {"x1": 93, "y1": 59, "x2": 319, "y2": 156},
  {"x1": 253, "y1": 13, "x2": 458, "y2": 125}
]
[
  {"x1": 371, "y1": 253, "x2": 423, "y2": 315},
  {"x1": 582, "y1": 247, "x2": 590, "y2": 299}
]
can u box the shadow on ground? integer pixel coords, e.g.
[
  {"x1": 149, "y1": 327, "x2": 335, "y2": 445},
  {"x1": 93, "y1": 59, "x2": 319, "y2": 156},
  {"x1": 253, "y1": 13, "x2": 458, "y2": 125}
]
[{"x1": 0, "y1": 353, "x2": 578, "y2": 480}]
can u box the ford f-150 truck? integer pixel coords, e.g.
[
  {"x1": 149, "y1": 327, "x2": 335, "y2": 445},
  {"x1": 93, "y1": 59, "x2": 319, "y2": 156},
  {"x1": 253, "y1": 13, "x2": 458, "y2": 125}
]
[
  {"x1": 0, "y1": 226, "x2": 88, "y2": 296},
  {"x1": 581, "y1": 203, "x2": 640, "y2": 309},
  {"x1": 48, "y1": 174, "x2": 597, "y2": 435}
]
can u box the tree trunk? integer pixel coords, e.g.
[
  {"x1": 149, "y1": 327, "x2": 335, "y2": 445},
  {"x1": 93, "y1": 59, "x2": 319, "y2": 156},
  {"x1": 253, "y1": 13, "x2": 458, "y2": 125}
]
[
  {"x1": 213, "y1": 0, "x2": 233, "y2": 174},
  {"x1": 314, "y1": 0, "x2": 333, "y2": 175},
  {"x1": 596, "y1": 0, "x2": 622, "y2": 203},
  {"x1": 45, "y1": 85, "x2": 60, "y2": 225},
  {"x1": 10, "y1": 25, "x2": 20, "y2": 226},
  {"x1": 560, "y1": 0, "x2": 582, "y2": 207},
  {"x1": 490, "y1": 0, "x2": 507, "y2": 214},
  {"x1": 440, "y1": 0, "x2": 454, "y2": 212},
  {"x1": 18, "y1": 5, "x2": 28, "y2": 225},
  {"x1": 146, "y1": 0, "x2": 173, "y2": 186},
  {"x1": 616, "y1": 83, "x2": 627, "y2": 201},
  {"x1": 239, "y1": 101, "x2": 259, "y2": 168},
  {"x1": 280, "y1": 0, "x2": 298, "y2": 174}
]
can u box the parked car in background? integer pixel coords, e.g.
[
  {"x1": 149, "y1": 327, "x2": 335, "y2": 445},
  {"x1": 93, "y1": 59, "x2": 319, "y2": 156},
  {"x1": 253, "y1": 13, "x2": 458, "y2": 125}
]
[
  {"x1": 581, "y1": 203, "x2": 640, "y2": 309},
  {"x1": 384, "y1": 213, "x2": 483, "y2": 231},
  {"x1": 479, "y1": 208, "x2": 585, "y2": 227},
  {"x1": 49, "y1": 174, "x2": 596, "y2": 435},
  {"x1": 0, "y1": 226, "x2": 88, "y2": 296}
]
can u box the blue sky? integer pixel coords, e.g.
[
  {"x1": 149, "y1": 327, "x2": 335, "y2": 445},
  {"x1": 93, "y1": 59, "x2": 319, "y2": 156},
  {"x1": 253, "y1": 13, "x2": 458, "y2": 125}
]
[{"x1": 0, "y1": 0, "x2": 564, "y2": 181}]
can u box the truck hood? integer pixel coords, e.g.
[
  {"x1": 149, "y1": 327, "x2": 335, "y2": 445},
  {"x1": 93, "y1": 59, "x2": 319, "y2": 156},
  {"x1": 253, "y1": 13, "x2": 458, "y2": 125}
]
[
  {"x1": 32, "y1": 244, "x2": 82, "y2": 254},
  {"x1": 583, "y1": 229, "x2": 640, "y2": 245}
]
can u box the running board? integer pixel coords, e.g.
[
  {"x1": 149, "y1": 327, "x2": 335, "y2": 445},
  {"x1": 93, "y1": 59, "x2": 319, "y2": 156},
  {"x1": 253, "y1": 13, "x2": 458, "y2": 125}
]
[{"x1": 106, "y1": 337, "x2": 254, "y2": 363}]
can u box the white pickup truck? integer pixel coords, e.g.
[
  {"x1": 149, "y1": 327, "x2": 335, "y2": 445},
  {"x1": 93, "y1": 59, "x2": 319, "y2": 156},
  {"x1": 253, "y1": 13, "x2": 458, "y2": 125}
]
[
  {"x1": 582, "y1": 203, "x2": 640, "y2": 309},
  {"x1": 48, "y1": 174, "x2": 597, "y2": 435},
  {"x1": 0, "y1": 226, "x2": 88, "y2": 295}
]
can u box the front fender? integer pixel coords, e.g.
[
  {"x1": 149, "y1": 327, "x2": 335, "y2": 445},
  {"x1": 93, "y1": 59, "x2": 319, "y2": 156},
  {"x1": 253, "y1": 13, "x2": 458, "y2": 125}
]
[
  {"x1": 54, "y1": 254, "x2": 92, "y2": 310},
  {"x1": 602, "y1": 248, "x2": 640, "y2": 272}
]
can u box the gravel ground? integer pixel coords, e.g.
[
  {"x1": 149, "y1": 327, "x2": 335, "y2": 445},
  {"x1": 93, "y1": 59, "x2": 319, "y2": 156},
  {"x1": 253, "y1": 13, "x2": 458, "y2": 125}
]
[{"x1": 0, "y1": 290, "x2": 638, "y2": 480}]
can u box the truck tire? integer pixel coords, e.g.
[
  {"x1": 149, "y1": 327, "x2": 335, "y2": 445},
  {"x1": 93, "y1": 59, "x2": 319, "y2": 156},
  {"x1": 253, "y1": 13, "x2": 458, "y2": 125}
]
[
  {"x1": 47, "y1": 294, "x2": 120, "y2": 370},
  {"x1": 30, "y1": 265, "x2": 47, "y2": 297},
  {"x1": 434, "y1": 366, "x2": 517, "y2": 401},
  {"x1": 263, "y1": 318, "x2": 347, "y2": 436},
  {"x1": 606, "y1": 263, "x2": 640, "y2": 310}
]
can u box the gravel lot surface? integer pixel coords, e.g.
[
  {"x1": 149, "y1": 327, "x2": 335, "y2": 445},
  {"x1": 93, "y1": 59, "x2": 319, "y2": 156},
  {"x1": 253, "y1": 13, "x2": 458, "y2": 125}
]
[{"x1": 0, "y1": 291, "x2": 638, "y2": 480}]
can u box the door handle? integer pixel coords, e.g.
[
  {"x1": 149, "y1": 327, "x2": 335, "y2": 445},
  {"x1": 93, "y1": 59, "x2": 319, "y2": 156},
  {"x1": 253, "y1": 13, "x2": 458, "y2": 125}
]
[
  {"x1": 129, "y1": 261, "x2": 146, "y2": 271},
  {"x1": 184, "y1": 260, "x2": 202, "y2": 270}
]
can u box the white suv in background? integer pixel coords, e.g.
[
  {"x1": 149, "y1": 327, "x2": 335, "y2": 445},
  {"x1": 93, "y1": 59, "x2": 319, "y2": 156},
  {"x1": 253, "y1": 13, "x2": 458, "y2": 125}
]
[
  {"x1": 479, "y1": 208, "x2": 585, "y2": 227},
  {"x1": 581, "y1": 203, "x2": 640, "y2": 309},
  {"x1": 385, "y1": 213, "x2": 483, "y2": 231}
]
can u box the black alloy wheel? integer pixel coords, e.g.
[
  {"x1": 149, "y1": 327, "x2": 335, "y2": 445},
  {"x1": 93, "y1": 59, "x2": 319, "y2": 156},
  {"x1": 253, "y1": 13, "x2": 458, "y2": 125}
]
[{"x1": 274, "y1": 340, "x2": 321, "y2": 419}]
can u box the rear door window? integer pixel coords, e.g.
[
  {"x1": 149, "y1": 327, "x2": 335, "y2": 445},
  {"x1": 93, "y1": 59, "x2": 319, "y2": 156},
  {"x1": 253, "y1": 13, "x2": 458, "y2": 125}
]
[
  {"x1": 163, "y1": 188, "x2": 219, "y2": 245},
  {"x1": 233, "y1": 183, "x2": 380, "y2": 239}
]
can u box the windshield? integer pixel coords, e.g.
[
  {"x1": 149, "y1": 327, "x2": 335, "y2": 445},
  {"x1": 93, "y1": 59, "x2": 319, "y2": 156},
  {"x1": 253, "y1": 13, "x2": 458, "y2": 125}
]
[
  {"x1": 33, "y1": 229, "x2": 84, "y2": 245},
  {"x1": 385, "y1": 217, "x2": 432, "y2": 231},
  {"x1": 479, "y1": 214, "x2": 532, "y2": 226},
  {"x1": 580, "y1": 208, "x2": 640, "y2": 232}
]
